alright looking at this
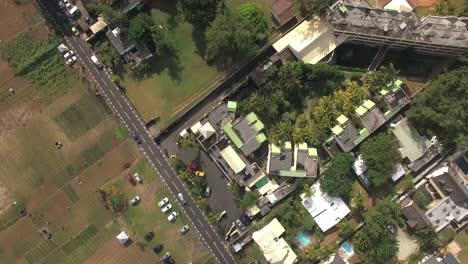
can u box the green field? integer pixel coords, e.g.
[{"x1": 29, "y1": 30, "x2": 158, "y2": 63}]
[{"x1": 455, "y1": 228, "x2": 468, "y2": 263}]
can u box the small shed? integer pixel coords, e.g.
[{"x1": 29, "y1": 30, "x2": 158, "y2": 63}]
[
  {"x1": 116, "y1": 231, "x2": 129, "y2": 245},
  {"x1": 199, "y1": 122, "x2": 215, "y2": 139}
]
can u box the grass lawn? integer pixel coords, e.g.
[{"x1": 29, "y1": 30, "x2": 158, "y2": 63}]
[
  {"x1": 227, "y1": 0, "x2": 276, "y2": 26},
  {"x1": 454, "y1": 227, "x2": 468, "y2": 263}
]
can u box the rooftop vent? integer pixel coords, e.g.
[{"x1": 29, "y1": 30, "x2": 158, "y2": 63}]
[{"x1": 399, "y1": 22, "x2": 407, "y2": 30}]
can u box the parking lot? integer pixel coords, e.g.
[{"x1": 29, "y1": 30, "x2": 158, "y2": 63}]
[{"x1": 161, "y1": 131, "x2": 244, "y2": 231}]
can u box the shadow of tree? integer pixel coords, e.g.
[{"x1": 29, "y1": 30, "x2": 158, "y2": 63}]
[{"x1": 129, "y1": 46, "x2": 183, "y2": 82}]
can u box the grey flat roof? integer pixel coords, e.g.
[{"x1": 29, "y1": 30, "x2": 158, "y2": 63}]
[
  {"x1": 269, "y1": 148, "x2": 293, "y2": 173},
  {"x1": 433, "y1": 167, "x2": 468, "y2": 205},
  {"x1": 231, "y1": 116, "x2": 264, "y2": 156},
  {"x1": 296, "y1": 150, "x2": 318, "y2": 177},
  {"x1": 328, "y1": 3, "x2": 468, "y2": 48},
  {"x1": 361, "y1": 107, "x2": 386, "y2": 132},
  {"x1": 334, "y1": 120, "x2": 359, "y2": 152}
]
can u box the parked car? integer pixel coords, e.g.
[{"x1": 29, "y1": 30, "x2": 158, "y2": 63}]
[
  {"x1": 167, "y1": 212, "x2": 178, "y2": 222},
  {"x1": 58, "y1": 0, "x2": 65, "y2": 8},
  {"x1": 177, "y1": 193, "x2": 186, "y2": 205},
  {"x1": 178, "y1": 225, "x2": 189, "y2": 235},
  {"x1": 153, "y1": 244, "x2": 163, "y2": 253},
  {"x1": 129, "y1": 196, "x2": 140, "y2": 205},
  {"x1": 66, "y1": 56, "x2": 77, "y2": 65},
  {"x1": 126, "y1": 174, "x2": 136, "y2": 185},
  {"x1": 204, "y1": 187, "x2": 211, "y2": 198},
  {"x1": 158, "y1": 197, "x2": 169, "y2": 207},
  {"x1": 387, "y1": 225, "x2": 396, "y2": 235},
  {"x1": 71, "y1": 26, "x2": 79, "y2": 36},
  {"x1": 129, "y1": 131, "x2": 141, "y2": 144},
  {"x1": 63, "y1": 50, "x2": 74, "y2": 59},
  {"x1": 235, "y1": 219, "x2": 245, "y2": 231},
  {"x1": 63, "y1": 0, "x2": 71, "y2": 8},
  {"x1": 84, "y1": 16, "x2": 93, "y2": 24},
  {"x1": 133, "y1": 173, "x2": 142, "y2": 183},
  {"x1": 160, "y1": 252, "x2": 171, "y2": 262},
  {"x1": 240, "y1": 213, "x2": 251, "y2": 226},
  {"x1": 144, "y1": 230, "x2": 154, "y2": 241},
  {"x1": 161, "y1": 204, "x2": 172, "y2": 213},
  {"x1": 195, "y1": 171, "x2": 205, "y2": 177},
  {"x1": 188, "y1": 162, "x2": 197, "y2": 170}
]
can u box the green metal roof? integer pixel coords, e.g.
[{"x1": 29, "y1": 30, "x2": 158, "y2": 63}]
[
  {"x1": 256, "y1": 133, "x2": 267, "y2": 144},
  {"x1": 284, "y1": 141, "x2": 292, "y2": 150},
  {"x1": 308, "y1": 148, "x2": 318, "y2": 157},
  {"x1": 271, "y1": 144, "x2": 281, "y2": 154},
  {"x1": 326, "y1": 136, "x2": 334, "y2": 144},
  {"x1": 252, "y1": 120, "x2": 264, "y2": 132},
  {"x1": 223, "y1": 123, "x2": 244, "y2": 148},
  {"x1": 339, "y1": 5, "x2": 348, "y2": 13},
  {"x1": 332, "y1": 125, "x2": 344, "y2": 136},
  {"x1": 246, "y1": 112, "x2": 258, "y2": 124},
  {"x1": 337, "y1": 114, "x2": 348, "y2": 125},
  {"x1": 227, "y1": 101, "x2": 237, "y2": 112},
  {"x1": 278, "y1": 170, "x2": 306, "y2": 177},
  {"x1": 355, "y1": 106, "x2": 368, "y2": 117},
  {"x1": 363, "y1": 100, "x2": 375, "y2": 110},
  {"x1": 380, "y1": 89, "x2": 390, "y2": 96},
  {"x1": 298, "y1": 142, "x2": 308, "y2": 150}
]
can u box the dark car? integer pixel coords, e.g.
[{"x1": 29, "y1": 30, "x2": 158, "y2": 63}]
[
  {"x1": 153, "y1": 244, "x2": 163, "y2": 253},
  {"x1": 240, "y1": 213, "x2": 251, "y2": 226},
  {"x1": 235, "y1": 219, "x2": 246, "y2": 231},
  {"x1": 130, "y1": 131, "x2": 141, "y2": 144},
  {"x1": 84, "y1": 16, "x2": 93, "y2": 24},
  {"x1": 126, "y1": 174, "x2": 136, "y2": 185},
  {"x1": 144, "y1": 230, "x2": 154, "y2": 241}
]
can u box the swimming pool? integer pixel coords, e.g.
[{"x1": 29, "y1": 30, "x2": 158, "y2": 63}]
[
  {"x1": 295, "y1": 232, "x2": 311, "y2": 246},
  {"x1": 341, "y1": 241, "x2": 354, "y2": 255}
]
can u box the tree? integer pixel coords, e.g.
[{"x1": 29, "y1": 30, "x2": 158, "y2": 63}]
[
  {"x1": 414, "y1": 227, "x2": 440, "y2": 253},
  {"x1": 268, "y1": 120, "x2": 293, "y2": 143},
  {"x1": 103, "y1": 185, "x2": 127, "y2": 213},
  {"x1": 360, "y1": 133, "x2": 401, "y2": 187},
  {"x1": 237, "y1": 3, "x2": 269, "y2": 43},
  {"x1": 353, "y1": 199, "x2": 402, "y2": 263},
  {"x1": 337, "y1": 220, "x2": 354, "y2": 238},
  {"x1": 301, "y1": 216, "x2": 316, "y2": 232},
  {"x1": 365, "y1": 63, "x2": 399, "y2": 94},
  {"x1": 178, "y1": 133, "x2": 198, "y2": 149},
  {"x1": 412, "y1": 192, "x2": 431, "y2": 208},
  {"x1": 177, "y1": 0, "x2": 224, "y2": 28},
  {"x1": 87, "y1": 2, "x2": 127, "y2": 27},
  {"x1": 128, "y1": 13, "x2": 155, "y2": 44},
  {"x1": 205, "y1": 7, "x2": 257, "y2": 66},
  {"x1": 351, "y1": 187, "x2": 365, "y2": 214},
  {"x1": 294, "y1": 0, "x2": 333, "y2": 16},
  {"x1": 239, "y1": 191, "x2": 258, "y2": 208},
  {"x1": 406, "y1": 67, "x2": 468, "y2": 148},
  {"x1": 97, "y1": 41, "x2": 123, "y2": 73},
  {"x1": 319, "y1": 153, "x2": 355, "y2": 198}
]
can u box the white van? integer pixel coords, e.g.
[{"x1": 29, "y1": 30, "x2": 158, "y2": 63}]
[{"x1": 91, "y1": 55, "x2": 103, "y2": 69}]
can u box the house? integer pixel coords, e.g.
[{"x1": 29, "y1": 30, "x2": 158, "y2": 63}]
[
  {"x1": 425, "y1": 166, "x2": 468, "y2": 232},
  {"x1": 352, "y1": 154, "x2": 406, "y2": 187},
  {"x1": 322, "y1": 253, "x2": 350, "y2": 264},
  {"x1": 401, "y1": 197, "x2": 431, "y2": 230},
  {"x1": 267, "y1": 142, "x2": 318, "y2": 178},
  {"x1": 331, "y1": 115, "x2": 361, "y2": 153},
  {"x1": 354, "y1": 99, "x2": 386, "y2": 133},
  {"x1": 252, "y1": 218, "x2": 297, "y2": 264},
  {"x1": 380, "y1": 79, "x2": 412, "y2": 119},
  {"x1": 392, "y1": 118, "x2": 440, "y2": 172},
  {"x1": 270, "y1": 0, "x2": 295, "y2": 27},
  {"x1": 106, "y1": 27, "x2": 153, "y2": 69},
  {"x1": 301, "y1": 182, "x2": 351, "y2": 232},
  {"x1": 116, "y1": 231, "x2": 129, "y2": 245},
  {"x1": 420, "y1": 253, "x2": 461, "y2": 264},
  {"x1": 384, "y1": 0, "x2": 414, "y2": 12},
  {"x1": 273, "y1": 17, "x2": 345, "y2": 65},
  {"x1": 223, "y1": 112, "x2": 267, "y2": 156}
]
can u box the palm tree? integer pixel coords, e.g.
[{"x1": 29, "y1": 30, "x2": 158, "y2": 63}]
[
  {"x1": 269, "y1": 120, "x2": 293, "y2": 143},
  {"x1": 179, "y1": 133, "x2": 197, "y2": 149},
  {"x1": 313, "y1": 96, "x2": 337, "y2": 127},
  {"x1": 379, "y1": 63, "x2": 399, "y2": 86}
]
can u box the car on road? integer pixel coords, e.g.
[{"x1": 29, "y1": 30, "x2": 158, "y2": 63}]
[
  {"x1": 235, "y1": 219, "x2": 246, "y2": 231},
  {"x1": 153, "y1": 244, "x2": 163, "y2": 253},
  {"x1": 158, "y1": 197, "x2": 169, "y2": 207},
  {"x1": 204, "y1": 186, "x2": 211, "y2": 198},
  {"x1": 66, "y1": 56, "x2": 77, "y2": 65},
  {"x1": 126, "y1": 174, "x2": 136, "y2": 185},
  {"x1": 129, "y1": 196, "x2": 140, "y2": 205},
  {"x1": 144, "y1": 230, "x2": 154, "y2": 241},
  {"x1": 91, "y1": 55, "x2": 103, "y2": 69},
  {"x1": 177, "y1": 193, "x2": 186, "y2": 204},
  {"x1": 133, "y1": 173, "x2": 142, "y2": 183},
  {"x1": 129, "y1": 131, "x2": 141, "y2": 144},
  {"x1": 178, "y1": 225, "x2": 189, "y2": 234},
  {"x1": 161, "y1": 204, "x2": 172, "y2": 213},
  {"x1": 71, "y1": 26, "x2": 79, "y2": 36},
  {"x1": 63, "y1": 50, "x2": 74, "y2": 59},
  {"x1": 167, "y1": 211, "x2": 178, "y2": 222}
]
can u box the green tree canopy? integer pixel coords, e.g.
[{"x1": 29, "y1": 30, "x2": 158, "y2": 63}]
[
  {"x1": 294, "y1": 0, "x2": 333, "y2": 15},
  {"x1": 87, "y1": 2, "x2": 127, "y2": 27},
  {"x1": 360, "y1": 133, "x2": 401, "y2": 187},
  {"x1": 268, "y1": 120, "x2": 294, "y2": 144},
  {"x1": 319, "y1": 153, "x2": 355, "y2": 198},
  {"x1": 406, "y1": 66, "x2": 468, "y2": 148},
  {"x1": 205, "y1": 7, "x2": 258, "y2": 66},
  {"x1": 365, "y1": 64, "x2": 399, "y2": 94},
  {"x1": 237, "y1": 3, "x2": 269, "y2": 43},
  {"x1": 177, "y1": 0, "x2": 224, "y2": 28},
  {"x1": 353, "y1": 199, "x2": 402, "y2": 263},
  {"x1": 239, "y1": 191, "x2": 258, "y2": 209},
  {"x1": 128, "y1": 13, "x2": 155, "y2": 44}
]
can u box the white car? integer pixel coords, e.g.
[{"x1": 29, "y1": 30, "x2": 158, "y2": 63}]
[
  {"x1": 63, "y1": 50, "x2": 74, "y2": 59},
  {"x1": 66, "y1": 56, "x2": 77, "y2": 65},
  {"x1": 177, "y1": 193, "x2": 186, "y2": 204},
  {"x1": 129, "y1": 196, "x2": 140, "y2": 205},
  {"x1": 161, "y1": 203, "x2": 172, "y2": 213},
  {"x1": 158, "y1": 197, "x2": 169, "y2": 207},
  {"x1": 63, "y1": 0, "x2": 71, "y2": 8},
  {"x1": 178, "y1": 225, "x2": 189, "y2": 234},
  {"x1": 133, "y1": 173, "x2": 142, "y2": 183},
  {"x1": 167, "y1": 211, "x2": 178, "y2": 222}
]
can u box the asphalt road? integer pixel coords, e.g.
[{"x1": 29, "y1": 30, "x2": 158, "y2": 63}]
[{"x1": 36, "y1": 1, "x2": 235, "y2": 263}]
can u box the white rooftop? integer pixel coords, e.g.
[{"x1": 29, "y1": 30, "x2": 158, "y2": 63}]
[{"x1": 301, "y1": 183, "x2": 350, "y2": 232}]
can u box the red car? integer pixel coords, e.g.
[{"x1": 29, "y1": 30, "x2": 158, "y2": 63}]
[
  {"x1": 126, "y1": 174, "x2": 136, "y2": 185},
  {"x1": 188, "y1": 162, "x2": 198, "y2": 170}
]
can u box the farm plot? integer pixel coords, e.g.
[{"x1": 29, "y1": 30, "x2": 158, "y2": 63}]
[{"x1": 0, "y1": 0, "x2": 44, "y2": 42}]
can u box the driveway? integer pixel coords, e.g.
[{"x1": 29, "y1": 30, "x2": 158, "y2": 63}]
[
  {"x1": 161, "y1": 134, "x2": 243, "y2": 231},
  {"x1": 396, "y1": 227, "x2": 419, "y2": 261}
]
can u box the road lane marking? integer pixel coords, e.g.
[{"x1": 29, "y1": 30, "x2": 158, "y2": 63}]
[
  {"x1": 124, "y1": 112, "x2": 130, "y2": 120},
  {"x1": 149, "y1": 148, "x2": 155, "y2": 155},
  {"x1": 172, "y1": 183, "x2": 179, "y2": 192},
  {"x1": 131, "y1": 123, "x2": 137, "y2": 131},
  {"x1": 116, "y1": 100, "x2": 123, "y2": 108},
  {"x1": 109, "y1": 89, "x2": 115, "y2": 97}
]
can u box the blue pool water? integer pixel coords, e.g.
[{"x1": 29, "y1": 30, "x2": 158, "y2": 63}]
[
  {"x1": 341, "y1": 241, "x2": 354, "y2": 255},
  {"x1": 295, "y1": 232, "x2": 311, "y2": 246}
]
